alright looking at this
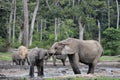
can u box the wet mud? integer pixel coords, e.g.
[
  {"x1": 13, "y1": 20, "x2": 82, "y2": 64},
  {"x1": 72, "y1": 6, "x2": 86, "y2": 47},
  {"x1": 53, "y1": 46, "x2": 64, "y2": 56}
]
[{"x1": 0, "y1": 60, "x2": 120, "y2": 79}]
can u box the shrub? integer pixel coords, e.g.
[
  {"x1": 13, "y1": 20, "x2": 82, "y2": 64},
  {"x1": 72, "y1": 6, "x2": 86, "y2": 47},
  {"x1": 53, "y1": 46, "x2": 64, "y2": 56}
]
[{"x1": 102, "y1": 28, "x2": 120, "y2": 56}]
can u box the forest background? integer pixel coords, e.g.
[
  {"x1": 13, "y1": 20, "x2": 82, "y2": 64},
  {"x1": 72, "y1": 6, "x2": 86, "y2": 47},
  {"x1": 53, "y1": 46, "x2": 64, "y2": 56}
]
[{"x1": 0, "y1": 0, "x2": 120, "y2": 56}]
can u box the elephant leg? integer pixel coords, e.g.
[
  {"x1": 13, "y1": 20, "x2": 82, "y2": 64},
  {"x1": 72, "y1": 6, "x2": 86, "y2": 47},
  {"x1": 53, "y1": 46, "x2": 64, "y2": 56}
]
[
  {"x1": 26, "y1": 57, "x2": 30, "y2": 65},
  {"x1": 61, "y1": 59, "x2": 65, "y2": 66},
  {"x1": 87, "y1": 64, "x2": 94, "y2": 74},
  {"x1": 22, "y1": 59, "x2": 25, "y2": 65},
  {"x1": 15, "y1": 60, "x2": 19, "y2": 65},
  {"x1": 19, "y1": 59, "x2": 22, "y2": 65},
  {"x1": 52, "y1": 56, "x2": 57, "y2": 66},
  {"x1": 68, "y1": 54, "x2": 81, "y2": 74},
  {"x1": 37, "y1": 61, "x2": 44, "y2": 76},
  {"x1": 88, "y1": 58, "x2": 98, "y2": 74},
  {"x1": 29, "y1": 65, "x2": 34, "y2": 77}
]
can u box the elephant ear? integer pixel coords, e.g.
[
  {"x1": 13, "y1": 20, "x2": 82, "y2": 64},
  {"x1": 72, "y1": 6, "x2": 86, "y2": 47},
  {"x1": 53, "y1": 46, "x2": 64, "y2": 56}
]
[{"x1": 60, "y1": 42, "x2": 75, "y2": 54}]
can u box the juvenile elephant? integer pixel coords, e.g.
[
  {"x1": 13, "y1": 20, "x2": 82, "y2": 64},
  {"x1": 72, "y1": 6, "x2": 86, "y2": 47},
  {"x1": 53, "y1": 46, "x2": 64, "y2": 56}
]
[
  {"x1": 18, "y1": 45, "x2": 29, "y2": 65},
  {"x1": 28, "y1": 47, "x2": 49, "y2": 77},
  {"x1": 49, "y1": 38, "x2": 103, "y2": 74},
  {"x1": 49, "y1": 42, "x2": 67, "y2": 66},
  {"x1": 12, "y1": 51, "x2": 21, "y2": 65},
  {"x1": 52, "y1": 54, "x2": 67, "y2": 66}
]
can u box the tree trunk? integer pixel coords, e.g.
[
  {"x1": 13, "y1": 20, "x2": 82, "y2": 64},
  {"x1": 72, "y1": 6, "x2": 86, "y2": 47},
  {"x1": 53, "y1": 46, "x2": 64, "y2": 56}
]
[
  {"x1": 40, "y1": 19, "x2": 43, "y2": 41},
  {"x1": 108, "y1": 0, "x2": 110, "y2": 28},
  {"x1": 72, "y1": 0, "x2": 75, "y2": 6},
  {"x1": 55, "y1": 18, "x2": 61, "y2": 41},
  {"x1": 45, "y1": 0, "x2": 51, "y2": 11},
  {"x1": 116, "y1": 0, "x2": 119, "y2": 29},
  {"x1": 55, "y1": 18, "x2": 58, "y2": 41},
  {"x1": 36, "y1": 21, "x2": 39, "y2": 33},
  {"x1": 18, "y1": 29, "x2": 23, "y2": 44},
  {"x1": 29, "y1": 0, "x2": 39, "y2": 46},
  {"x1": 78, "y1": 17, "x2": 84, "y2": 40},
  {"x1": 22, "y1": 0, "x2": 29, "y2": 47},
  {"x1": 98, "y1": 20, "x2": 101, "y2": 43},
  {"x1": 8, "y1": 0, "x2": 14, "y2": 44},
  {"x1": 12, "y1": 0, "x2": 16, "y2": 45}
]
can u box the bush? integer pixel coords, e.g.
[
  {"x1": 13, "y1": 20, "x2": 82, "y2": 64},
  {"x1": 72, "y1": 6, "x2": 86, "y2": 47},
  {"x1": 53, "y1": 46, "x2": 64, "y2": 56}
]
[
  {"x1": 102, "y1": 28, "x2": 120, "y2": 56},
  {"x1": 0, "y1": 37, "x2": 8, "y2": 52}
]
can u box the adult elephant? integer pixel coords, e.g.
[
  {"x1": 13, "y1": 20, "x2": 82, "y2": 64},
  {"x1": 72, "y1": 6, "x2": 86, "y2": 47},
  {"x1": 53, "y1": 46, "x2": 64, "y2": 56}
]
[
  {"x1": 49, "y1": 38, "x2": 103, "y2": 74},
  {"x1": 28, "y1": 47, "x2": 49, "y2": 77}
]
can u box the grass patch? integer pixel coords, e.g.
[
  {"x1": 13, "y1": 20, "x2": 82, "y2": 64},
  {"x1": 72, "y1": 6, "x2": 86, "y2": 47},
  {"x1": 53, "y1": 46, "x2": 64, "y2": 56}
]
[
  {"x1": 0, "y1": 52, "x2": 12, "y2": 61},
  {"x1": 0, "y1": 52, "x2": 119, "y2": 62},
  {"x1": 100, "y1": 56, "x2": 120, "y2": 61}
]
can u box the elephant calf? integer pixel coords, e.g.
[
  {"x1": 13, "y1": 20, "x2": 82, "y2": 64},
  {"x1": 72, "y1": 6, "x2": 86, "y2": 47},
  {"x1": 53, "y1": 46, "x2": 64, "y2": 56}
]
[
  {"x1": 28, "y1": 47, "x2": 48, "y2": 77},
  {"x1": 52, "y1": 54, "x2": 67, "y2": 66},
  {"x1": 12, "y1": 51, "x2": 21, "y2": 65},
  {"x1": 12, "y1": 51, "x2": 29, "y2": 65}
]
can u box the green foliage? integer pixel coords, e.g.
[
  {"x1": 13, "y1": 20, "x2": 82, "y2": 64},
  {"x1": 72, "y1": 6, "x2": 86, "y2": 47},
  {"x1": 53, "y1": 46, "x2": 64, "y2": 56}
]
[
  {"x1": 0, "y1": 37, "x2": 9, "y2": 52},
  {"x1": 102, "y1": 28, "x2": 120, "y2": 55},
  {"x1": 0, "y1": 0, "x2": 119, "y2": 56}
]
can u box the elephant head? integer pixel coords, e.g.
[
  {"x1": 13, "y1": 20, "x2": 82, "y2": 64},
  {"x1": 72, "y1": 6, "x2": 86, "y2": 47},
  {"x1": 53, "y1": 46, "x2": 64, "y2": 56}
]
[
  {"x1": 48, "y1": 42, "x2": 62, "y2": 55},
  {"x1": 49, "y1": 38, "x2": 78, "y2": 55}
]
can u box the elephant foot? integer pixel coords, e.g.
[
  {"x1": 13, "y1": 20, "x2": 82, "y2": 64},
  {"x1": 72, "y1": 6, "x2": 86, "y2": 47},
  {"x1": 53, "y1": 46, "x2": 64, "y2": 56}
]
[
  {"x1": 53, "y1": 64, "x2": 57, "y2": 66},
  {"x1": 87, "y1": 71, "x2": 94, "y2": 74},
  {"x1": 72, "y1": 67, "x2": 81, "y2": 74},
  {"x1": 29, "y1": 74, "x2": 34, "y2": 78},
  {"x1": 38, "y1": 74, "x2": 44, "y2": 77}
]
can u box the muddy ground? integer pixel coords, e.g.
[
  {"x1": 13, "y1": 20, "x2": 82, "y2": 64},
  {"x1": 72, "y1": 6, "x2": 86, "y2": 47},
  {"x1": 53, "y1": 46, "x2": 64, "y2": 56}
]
[{"x1": 0, "y1": 60, "x2": 120, "y2": 80}]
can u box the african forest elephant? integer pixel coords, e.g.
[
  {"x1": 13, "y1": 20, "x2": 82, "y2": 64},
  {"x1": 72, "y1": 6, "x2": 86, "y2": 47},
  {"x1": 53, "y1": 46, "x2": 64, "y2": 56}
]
[
  {"x1": 52, "y1": 54, "x2": 67, "y2": 66},
  {"x1": 18, "y1": 45, "x2": 29, "y2": 65},
  {"x1": 12, "y1": 51, "x2": 21, "y2": 65},
  {"x1": 49, "y1": 38, "x2": 103, "y2": 74},
  {"x1": 49, "y1": 42, "x2": 67, "y2": 66},
  {"x1": 28, "y1": 47, "x2": 49, "y2": 77}
]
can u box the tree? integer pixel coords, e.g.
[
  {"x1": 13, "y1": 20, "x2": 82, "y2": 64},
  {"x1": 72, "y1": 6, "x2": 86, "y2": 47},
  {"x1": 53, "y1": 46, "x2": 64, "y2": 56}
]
[
  {"x1": 8, "y1": 0, "x2": 14, "y2": 44},
  {"x1": 22, "y1": 0, "x2": 29, "y2": 47},
  {"x1": 78, "y1": 17, "x2": 84, "y2": 40},
  {"x1": 116, "y1": 0, "x2": 119, "y2": 29},
  {"x1": 103, "y1": 28, "x2": 120, "y2": 55},
  {"x1": 108, "y1": 0, "x2": 110, "y2": 28},
  {"x1": 12, "y1": 0, "x2": 16, "y2": 45},
  {"x1": 97, "y1": 20, "x2": 101, "y2": 43},
  {"x1": 29, "y1": 0, "x2": 39, "y2": 46}
]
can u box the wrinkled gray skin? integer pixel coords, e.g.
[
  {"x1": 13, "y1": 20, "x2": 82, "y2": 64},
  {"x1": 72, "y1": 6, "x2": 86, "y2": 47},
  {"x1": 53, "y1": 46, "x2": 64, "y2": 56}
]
[
  {"x1": 28, "y1": 47, "x2": 49, "y2": 77},
  {"x1": 52, "y1": 54, "x2": 67, "y2": 66},
  {"x1": 49, "y1": 38, "x2": 103, "y2": 74},
  {"x1": 12, "y1": 51, "x2": 29, "y2": 65}
]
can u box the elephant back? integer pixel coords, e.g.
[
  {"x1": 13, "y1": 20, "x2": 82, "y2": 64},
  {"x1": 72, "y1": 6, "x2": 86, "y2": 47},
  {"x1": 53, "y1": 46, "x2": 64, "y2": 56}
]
[{"x1": 18, "y1": 45, "x2": 28, "y2": 59}]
